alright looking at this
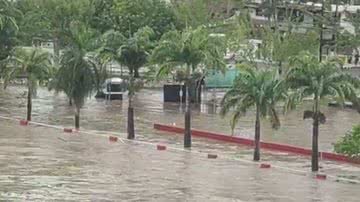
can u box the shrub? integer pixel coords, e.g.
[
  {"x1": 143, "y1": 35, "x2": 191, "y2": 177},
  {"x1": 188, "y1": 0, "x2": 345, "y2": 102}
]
[{"x1": 334, "y1": 125, "x2": 360, "y2": 157}]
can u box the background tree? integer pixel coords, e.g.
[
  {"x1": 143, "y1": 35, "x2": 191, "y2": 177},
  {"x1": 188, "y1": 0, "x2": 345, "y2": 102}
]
[
  {"x1": 288, "y1": 51, "x2": 360, "y2": 171},
  {"x1": 88, "y1": 0, "x2": 116, "y2": 33},
  {"x1": 221, "y1": 67, "x2": 292, "y2": 161},
  {"x1": 2, "y1": 47, "x2": 52, "y2": 121},
  {"x1": 260, "y1": 28, "x2": 318, "y2": 72},
  {"x1": 109, "y1": 0, "x2": 178, "y2": 39},
  {"x1": 0, "y1": 0, "x2": 20, "y2": 63},
  {"x1": 49, "y1": 22, "x2": 96, "y2": 129},
  {"x1": 171, "y1": 0, "x2": 243, "y2": 29},
  {"x1": 152, "y1": 27, "x2": 226, "y2": 147},
  {"x1": 15, "y1": 0, "x2": 93, "y2": 62}
]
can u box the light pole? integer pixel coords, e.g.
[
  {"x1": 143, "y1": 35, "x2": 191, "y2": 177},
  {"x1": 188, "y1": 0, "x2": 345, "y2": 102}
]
[{"x1": 319, "y1": 0, "x2": 325, "y2": 62}]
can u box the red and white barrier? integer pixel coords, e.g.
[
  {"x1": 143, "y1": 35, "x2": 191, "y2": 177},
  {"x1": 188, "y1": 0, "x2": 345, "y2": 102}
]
[{"x1": 154, "y1": 123, "x2": 360, "y2": 165}]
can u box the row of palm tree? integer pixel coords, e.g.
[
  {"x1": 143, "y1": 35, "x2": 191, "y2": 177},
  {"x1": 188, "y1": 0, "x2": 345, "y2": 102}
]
[
  {"x1": 2, "y1": 16, "x2": 359, "y2": 172},
  {"x1": 221, "y1": 52, "x2": 360, "y2": 171}
]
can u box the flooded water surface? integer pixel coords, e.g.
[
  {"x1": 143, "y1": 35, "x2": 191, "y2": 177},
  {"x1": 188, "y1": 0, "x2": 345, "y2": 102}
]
[
  {"x1": 0, "y1": 86, "x2": 360, "y2": 201},
  {"x1": 1, "y1": 86, "x2": 359, "y2": 152},
  {"x1": 0, "y1": 120, "x2": 359, "y2": 201}
]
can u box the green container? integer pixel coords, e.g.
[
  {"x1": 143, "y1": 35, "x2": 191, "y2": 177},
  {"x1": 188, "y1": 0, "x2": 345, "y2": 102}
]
[{"x1": 205, "y1": 68, "x2": 239, "y2": 88}]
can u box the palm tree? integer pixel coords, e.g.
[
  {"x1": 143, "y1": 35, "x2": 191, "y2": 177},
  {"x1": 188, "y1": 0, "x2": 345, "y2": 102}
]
[
  {"x1": 101, "y1": 27, "x2": 154, "y2": 139},
  {"x1": 0, "y1": 0, "x2": 18, "y2": 31},
  {"x1": 49, "y1": 23, "x2": 96, "y2": 129},
  {"x1": 288, "y1": 51, "x2": 360, "y2": 171},
  {"x1": 220, "y1": 67, "x2": 291, "y2": 161},
  {"x1": 152, "y1": 27, "x2": 226, "y2": 148},
  {"x1": 3, "y1": 47, "x2": 52, "y2": 121}
]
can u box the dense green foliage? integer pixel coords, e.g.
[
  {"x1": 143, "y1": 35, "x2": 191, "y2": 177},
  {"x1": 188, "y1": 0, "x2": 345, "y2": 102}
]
[
  {"x1": 334, "y1": 125, "x2": 360, "y2": 157},
  {"x1": 111, "y1": 0, "x2": 177, "y2": 39}
]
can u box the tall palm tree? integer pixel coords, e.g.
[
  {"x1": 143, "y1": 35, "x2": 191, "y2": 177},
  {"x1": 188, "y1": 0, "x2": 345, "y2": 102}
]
[
  {"x1": 49, "y1": 22, "x2": 96, "y2": 129},
  {"x1": 101, "y1": 26, "x2": 154, "y2": 139},
  {"x1": 3, "y1": 47, "x2": 52, "y2": 121},
  {"x1": 221, "y1": 67, "x2": 291, "y2": 161},
  {"x1": 152, "y1": 27, "x2": 226, "y2": 148},
  {"x1": 288, "y1": 51, "x2": 360, "y2": 171}
]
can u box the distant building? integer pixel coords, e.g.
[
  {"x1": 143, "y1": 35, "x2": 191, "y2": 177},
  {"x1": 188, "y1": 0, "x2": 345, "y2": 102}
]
[
  {"x1": 240, "y1": 0, "x2": 360, "y2": 66},
  {"x1": 31, "y1": 39, "x2": 55, "y2": 55}
]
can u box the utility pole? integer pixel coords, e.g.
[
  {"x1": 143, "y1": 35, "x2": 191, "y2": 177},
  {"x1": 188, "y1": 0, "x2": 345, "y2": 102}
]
[{"x1": 319, "y1": 0, "x2": 325, "y2": 62}]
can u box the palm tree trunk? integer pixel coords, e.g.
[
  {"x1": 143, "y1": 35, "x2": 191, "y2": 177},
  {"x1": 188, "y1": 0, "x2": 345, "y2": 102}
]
[
  {"x1": 333, "y1": 0, "x2": 339, "y2": 55},
  {"x1": 134, "y1": 68, "x2": 140, "y2": 78},
  {"x1": 273, "y1": 0, "x2": 278, "y2": 30},
  {"x1": 253, "y1": 105, "x2": 261, "y2": 161},
  {"x1": 127, "y1": 75, "x2": 135, "y2": 140},
  {"x1": 195, "y1": 76, "x2": 204, "y2": 104},
  {"x1": 312, "y1": 97, "x2": 320, "y2": 171},
  {"x1": 75, "y1": 107, "x2": 80, "y2": 130},
  {"x1": 127, "y1": 96, "x2": 135, "y2": 139},
  {"x1": 226, "y1": 0, "x2": 231, "y2": 17},
  {"x1": 184, "y1": 82, "x2": 192, "y2": 148},
  {"x1": 53, "y1": 36, "x2": 60, "y2": 65},
  {"x1": 27, "y1": 85, "x2": 32, "y2": 121}
]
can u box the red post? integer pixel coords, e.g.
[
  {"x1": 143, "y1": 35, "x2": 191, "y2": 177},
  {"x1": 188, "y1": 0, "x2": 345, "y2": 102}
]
[
  {"x1": 109, "y1": 136, "x2": 118, "y2": 142},
  {"x1": 157, "y1": 145, "x2": 167, "y2": 151},
  {"x1": 63, "y1": 128, "x2": 73, "y2": 133},
  {"x1": 260, "y1": 163, "x2": 271, "y2": 169},
  {"x1": 316, "y1": 174, "x2": 327, "y2": 180},
  {"x1": 20, "y1": 120, "x2": 28, "y2": 126}
]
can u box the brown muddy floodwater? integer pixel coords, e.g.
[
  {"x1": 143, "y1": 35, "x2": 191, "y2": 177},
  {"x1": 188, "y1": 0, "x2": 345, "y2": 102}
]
[
  {"x1": 1, "y1": 85, "x2": 359, "y2": 152},
  {"x1": 0, "y1": 119, "x2": 359, "y2": 201},
  {"x1": 0, "y1": 85, "x2": 360, "y2": 201}
]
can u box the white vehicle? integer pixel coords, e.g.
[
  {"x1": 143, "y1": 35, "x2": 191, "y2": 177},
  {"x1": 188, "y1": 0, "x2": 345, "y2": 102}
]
[{"x1": 100, "y1": 78, "x2": 127, "y2": 100}]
